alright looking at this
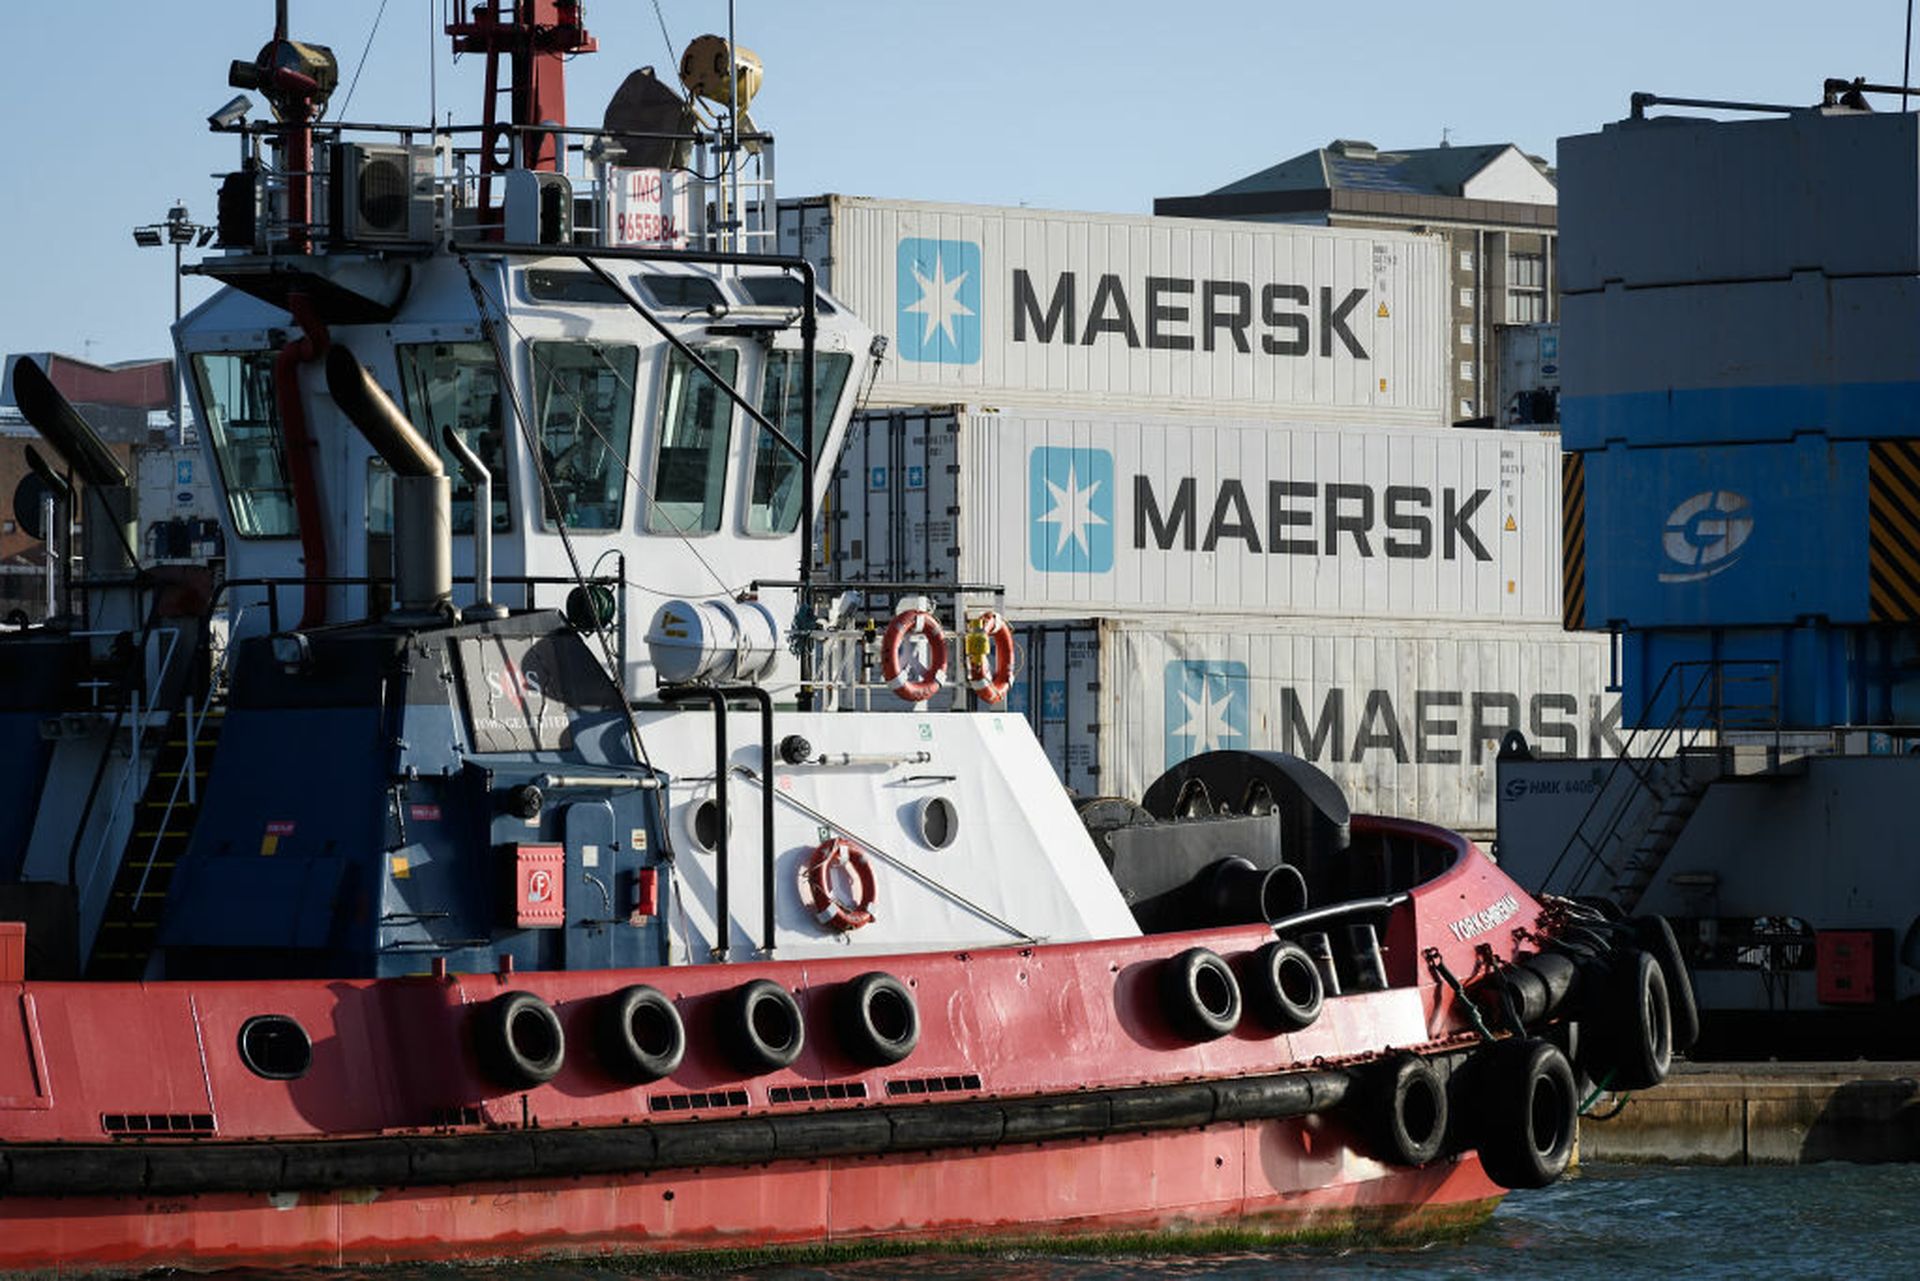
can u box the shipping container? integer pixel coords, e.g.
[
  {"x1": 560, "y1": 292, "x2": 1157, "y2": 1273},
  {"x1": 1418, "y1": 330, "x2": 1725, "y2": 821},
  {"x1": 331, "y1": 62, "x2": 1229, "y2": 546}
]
[
  {"x1": 1494, "y1": 323, "x2": 1559, "y2": 427},
  {"x1": 780, "y1": 195, "x2": 1450, "y2": 426},
  {"x1": 829, "y1": 405, "x2": 1563, "y2": 625},
  {"x1": 1559, "y1": 110, "x2": 1920, "y2": 294},
  {"x1": 1007, "y1": 614, "x2": 1622, "y2": 834}
]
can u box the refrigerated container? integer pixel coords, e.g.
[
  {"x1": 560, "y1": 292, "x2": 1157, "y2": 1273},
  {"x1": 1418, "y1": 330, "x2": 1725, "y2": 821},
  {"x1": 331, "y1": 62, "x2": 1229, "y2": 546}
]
[
  {"x1": 1007, "y1": 614, "x2": 1622, "y2": 834},
  {"x1": 780, "y1": 195, "x2": 1450, "y2": 426},
  {"x1": 829, "y1": 404, "x2": 1563, "y2": 625}
]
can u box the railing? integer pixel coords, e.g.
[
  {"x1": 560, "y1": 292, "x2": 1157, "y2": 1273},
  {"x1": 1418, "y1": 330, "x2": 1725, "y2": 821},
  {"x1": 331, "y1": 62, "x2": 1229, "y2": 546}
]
[
  {"x1": 756, "y1": 577, "x2": 1012, "y2": 713},
  {"x1": 1539, "y1": 659, "x2": 1782, "y2": 898},
  {"x1": 215, "y1": 116, "x2": 779, "y2": 256}
]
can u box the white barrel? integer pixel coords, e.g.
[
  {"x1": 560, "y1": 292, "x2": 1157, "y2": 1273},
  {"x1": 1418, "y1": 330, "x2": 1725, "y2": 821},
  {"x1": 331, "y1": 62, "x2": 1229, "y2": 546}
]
[{"x1": 647, "y1": 597, "x2": 783, "y2": 684}]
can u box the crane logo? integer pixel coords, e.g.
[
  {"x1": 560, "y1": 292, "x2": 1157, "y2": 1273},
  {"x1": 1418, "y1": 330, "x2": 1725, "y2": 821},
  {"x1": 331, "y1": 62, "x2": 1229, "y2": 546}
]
[{"x1": 1659, "y1": 490, "x2": 1754, "y2": 583}]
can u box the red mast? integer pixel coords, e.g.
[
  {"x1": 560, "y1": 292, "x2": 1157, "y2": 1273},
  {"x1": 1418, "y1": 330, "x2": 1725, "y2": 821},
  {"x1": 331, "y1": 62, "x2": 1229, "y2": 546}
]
[{"x1": 445, "y1": 1, "x2": 597, "y2": 230}]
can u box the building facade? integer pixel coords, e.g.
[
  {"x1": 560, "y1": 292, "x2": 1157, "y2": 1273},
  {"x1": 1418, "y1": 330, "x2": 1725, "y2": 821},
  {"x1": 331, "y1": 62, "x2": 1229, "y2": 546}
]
[{"x1": 1157, "y1": 139, "x2": 1557, "y2": 425}]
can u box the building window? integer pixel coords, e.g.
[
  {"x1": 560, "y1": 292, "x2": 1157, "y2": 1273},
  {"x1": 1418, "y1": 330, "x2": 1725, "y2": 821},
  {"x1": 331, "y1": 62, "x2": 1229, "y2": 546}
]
[
  {"x1": 1507, "y1": 252, "x2": 1546, "y2": 324},
  {"x1": 1458, "y1": 250, "x2": 1474, "y2": 272},
  {"x1": 1459, "y1": 324, "x2": 1474, "y2": 345},
  {"x1": 1459, "y1": 361, "x2": 1475, "y2": 383},
  {"x1": 1458, "y1": 287, "x2": 1474, "y2": 310},
  {"x1": 1460, "y1": 399, "x2": 1477, "y2": 418}
]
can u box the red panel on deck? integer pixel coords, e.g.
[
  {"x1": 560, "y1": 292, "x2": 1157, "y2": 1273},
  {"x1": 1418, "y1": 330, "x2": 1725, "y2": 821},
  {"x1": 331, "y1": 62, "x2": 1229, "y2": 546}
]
[
  {"x1": 514, "y1": 845, "x2": 566, "y2": 927},
  {"x1": 1816, "y1": 930, "x2": 1885, "y2": 1005}
]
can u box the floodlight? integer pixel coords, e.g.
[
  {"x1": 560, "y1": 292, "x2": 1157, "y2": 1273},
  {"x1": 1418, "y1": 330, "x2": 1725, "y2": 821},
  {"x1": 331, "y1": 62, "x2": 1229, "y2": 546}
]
[{"x1": 132, "y1": 227, "x2": 163, "y2": 247}]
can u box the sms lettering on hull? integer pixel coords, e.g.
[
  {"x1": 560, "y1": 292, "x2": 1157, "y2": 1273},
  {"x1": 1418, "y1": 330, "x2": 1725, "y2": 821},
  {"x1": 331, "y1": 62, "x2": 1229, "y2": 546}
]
[{"x1": 781, "y1": 198, "x2": 1450, "y2": 426}]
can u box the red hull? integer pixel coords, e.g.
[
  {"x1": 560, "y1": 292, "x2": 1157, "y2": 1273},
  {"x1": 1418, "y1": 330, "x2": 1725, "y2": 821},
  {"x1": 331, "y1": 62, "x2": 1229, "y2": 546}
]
[{"x1": 0, "y1": 1120, "x2": 1500, "y2": 1273}]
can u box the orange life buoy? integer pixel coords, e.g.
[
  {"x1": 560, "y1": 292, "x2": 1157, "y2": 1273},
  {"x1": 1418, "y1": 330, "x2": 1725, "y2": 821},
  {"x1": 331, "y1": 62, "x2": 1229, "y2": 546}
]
[
  {"x1": 800, "y1": 837, "x2": 877, "y2": 931},
  {"x1": 880, "y1": 608, "x2": 948, "y2": 703},
  {"x1": 964, "y1": 611, "x2": 1016, "y2": 704}
]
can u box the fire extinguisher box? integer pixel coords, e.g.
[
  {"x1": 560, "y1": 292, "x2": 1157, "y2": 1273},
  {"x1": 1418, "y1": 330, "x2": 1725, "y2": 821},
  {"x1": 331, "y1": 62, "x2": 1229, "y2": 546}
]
[
  {"x1": 510, "y1": 844, "x2": 566, "y2": 928},
  {"x1": 1815, "y1": 929, "x2": 1892, "y2": 1005}
]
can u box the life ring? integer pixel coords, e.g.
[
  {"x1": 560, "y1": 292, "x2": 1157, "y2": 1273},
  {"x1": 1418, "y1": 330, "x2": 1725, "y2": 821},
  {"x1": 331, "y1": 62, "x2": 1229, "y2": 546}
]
[
  {"x1": 800, "y1": 837, "x2": 877, "y2": 931},
  {"x1": 474, "y1": 990, "x2": 566, "y2": 1089},
  {"x1": 1158, "y1": 946, "x2": 1242, "y2": 1042},
  {"x1": 963, "y1": 611, "x2": 1016, "y2": 704},
  {"x1": 1470, "y1": 1037, "x2": 1578, "y2": 1189},
  {"x1": 880, "y1": 608, "x2": 948, "y2": 703},
  {"x1": 1364, "y1": 1053, "x2": 1449, "y2": 1167}
]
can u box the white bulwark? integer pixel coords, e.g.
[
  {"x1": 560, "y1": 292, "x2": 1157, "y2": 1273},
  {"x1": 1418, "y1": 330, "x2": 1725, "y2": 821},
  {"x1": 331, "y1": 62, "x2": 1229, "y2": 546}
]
[{"x1": 781, "y1": 196, "x2": 1451, "y2": 427}]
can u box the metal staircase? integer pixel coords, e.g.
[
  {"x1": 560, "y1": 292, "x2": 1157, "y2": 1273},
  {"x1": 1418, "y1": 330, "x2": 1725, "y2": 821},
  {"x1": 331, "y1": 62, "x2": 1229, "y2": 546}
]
[
  {"x1": 86, "y1": 699, "x2": 224, "y2": 979},
  {"x1": 1542, "y1": 660, "x2": 1781, "y2": 912}
]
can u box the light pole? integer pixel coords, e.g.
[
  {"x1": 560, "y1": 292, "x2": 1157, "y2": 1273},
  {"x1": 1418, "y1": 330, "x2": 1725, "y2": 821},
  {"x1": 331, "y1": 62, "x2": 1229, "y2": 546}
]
[{"x1": 132, "y1": 203, "x2": 214, "y2": 444}]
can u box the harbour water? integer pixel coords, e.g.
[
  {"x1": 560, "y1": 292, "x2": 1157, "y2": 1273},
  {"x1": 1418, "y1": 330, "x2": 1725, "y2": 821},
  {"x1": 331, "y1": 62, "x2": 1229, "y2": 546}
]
[{"x1": 331, "y1": 1162, "x2": 1919, "y2": 1279}]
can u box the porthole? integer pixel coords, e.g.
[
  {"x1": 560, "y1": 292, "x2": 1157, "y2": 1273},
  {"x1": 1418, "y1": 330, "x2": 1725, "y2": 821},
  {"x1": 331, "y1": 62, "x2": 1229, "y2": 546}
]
[
  {"x1": 915, "y1": 796, "x2": 959, "y2": 850},
  {"x1": 238, "y1": 1014, "x2": 313, "y2": 1081}
]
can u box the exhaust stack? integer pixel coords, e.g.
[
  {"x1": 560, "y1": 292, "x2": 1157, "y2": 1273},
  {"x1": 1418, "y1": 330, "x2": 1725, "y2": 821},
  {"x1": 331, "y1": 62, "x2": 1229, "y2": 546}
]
[
  {"x1": 11, "y1": 358, "x2": 136, "y2": 584},
  {"x1": 440, "y1": 426, "x2": 507, "y2": 622},
  {"x1": 323, "y1": 346, "x2": 451, "y2": 625}
]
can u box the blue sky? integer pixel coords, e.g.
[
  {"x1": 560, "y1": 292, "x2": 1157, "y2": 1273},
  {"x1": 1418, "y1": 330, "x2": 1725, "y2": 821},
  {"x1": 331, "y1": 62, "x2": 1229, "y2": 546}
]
[{"x1": 0, "y1": 1, "x2": 1900, "y2": 367}]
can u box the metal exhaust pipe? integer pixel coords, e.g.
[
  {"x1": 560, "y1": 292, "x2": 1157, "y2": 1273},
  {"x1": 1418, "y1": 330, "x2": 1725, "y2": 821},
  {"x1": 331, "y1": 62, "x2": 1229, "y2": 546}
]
[
  {"x1": 323, "y1": 346, "x2": 451, "y2": 625},
  {"x1": 441, "y1": 426, "x2": 507, "y2": 622},
  {"x1": 13, "y1": 359, "x2": 136, "y2": 583}
]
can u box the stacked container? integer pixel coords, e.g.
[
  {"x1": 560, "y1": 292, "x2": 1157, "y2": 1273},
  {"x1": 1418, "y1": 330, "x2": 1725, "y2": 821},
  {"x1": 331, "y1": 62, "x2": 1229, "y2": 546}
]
[{"x1": 786, "y1": 195, "x2": 1616, "y2": 832}]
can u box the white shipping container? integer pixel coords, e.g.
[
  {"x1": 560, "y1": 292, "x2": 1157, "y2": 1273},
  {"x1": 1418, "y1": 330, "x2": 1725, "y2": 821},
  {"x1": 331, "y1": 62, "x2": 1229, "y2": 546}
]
[
  {"x1": 1008, "y1": 615, "x2": 1622, "y2": 834},
  {"x1": 781, "y1": 195, "x2": 1450, "y2": 427},
  {"x1": 830, "y1": 405, "x2": 1563, "y2": 625}
]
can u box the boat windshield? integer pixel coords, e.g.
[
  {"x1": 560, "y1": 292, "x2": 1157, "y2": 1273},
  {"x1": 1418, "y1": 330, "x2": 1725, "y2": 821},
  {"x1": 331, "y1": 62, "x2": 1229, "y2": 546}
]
[
  {"x1": 748, "y1": 352, "x2": 852, "y2": 536},
  {"x1": 647, "y1": 347, "x2": 739, "y2": 536},
  {"x1": 395, "y1": 342, "x2": 511, "y2": 532},
  {"x1": 194, "y1": 351, "x2": 296, "y2": 539},
  {"x1": 531, "y1": 341, "x2": 639, "y2": 531}
]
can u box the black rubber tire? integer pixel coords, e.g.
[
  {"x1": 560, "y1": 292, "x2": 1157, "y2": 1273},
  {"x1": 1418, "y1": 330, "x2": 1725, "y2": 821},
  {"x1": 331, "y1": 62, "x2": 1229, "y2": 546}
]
[
  {"x1": 1633, "y1": 914, "x2": 1700, "y2": 1053},
  {"x1": 1159, "y1": 947, "x2": 1242, "y2": 1041},
  {"x1": 1243, "y1": 940, "x2": 1324, "y2": 1032},
  {"x1": 1592, "y1": 949, "x2": 1673, "y2": 1091},
  {"x1": 721, "y1": 978, "x2": 806, "y2": 1074},
  {"x1": 475, "y1": 990, "x2": 566, "y2": 1089},
  {"x1": 1518, "y1": 950, "x2": 1579, "y2": 1021},
  {"x1": 836, "y1": 972, "x2": 921, "y2": 1066},
  {"x1": 1500, "y1": 964, "x2": 1551, "y2": 1027},
  {"x1": 1473, "y1": 1037, "x2": 1579, "y2": 1190},
  {"x1": 596, "y1": 984, "x2": 686, "y2": 1083},
  {"x1": 1366, "y1": 1054, "x2": 1449, "y2": 1167}
]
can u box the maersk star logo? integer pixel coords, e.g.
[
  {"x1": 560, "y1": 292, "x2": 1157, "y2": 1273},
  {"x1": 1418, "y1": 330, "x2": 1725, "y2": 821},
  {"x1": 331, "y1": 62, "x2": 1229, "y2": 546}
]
[
  {"x1": 1029, "y1": 446, "x2": 1114, "y2": 573},
  {"x1": 897, "y1": 237, "x2": 982, "y2": 364},
  {"x1": 1165, "y1": 661, "x2": 1250, "y2": 764}
]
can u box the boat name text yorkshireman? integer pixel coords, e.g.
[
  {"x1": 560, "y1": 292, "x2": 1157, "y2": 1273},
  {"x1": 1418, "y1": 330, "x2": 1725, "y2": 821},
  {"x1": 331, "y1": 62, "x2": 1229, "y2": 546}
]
[{"x1": 1447, "y1": 893, "x2": 1521, "y2": 943}]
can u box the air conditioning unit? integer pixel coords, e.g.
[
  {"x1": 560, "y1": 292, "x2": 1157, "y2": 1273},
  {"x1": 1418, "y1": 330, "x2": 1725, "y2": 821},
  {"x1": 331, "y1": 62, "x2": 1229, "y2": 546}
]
[
  {"x1": 329, "y1": 143, "x2": 435, "y2": 245},
  {"x1": 504, "y1": 169, "x2": 574, "y2": 245}
]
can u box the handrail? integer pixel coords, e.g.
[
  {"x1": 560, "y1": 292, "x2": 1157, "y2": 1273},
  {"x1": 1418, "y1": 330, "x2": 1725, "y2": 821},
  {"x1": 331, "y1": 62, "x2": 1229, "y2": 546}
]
[{"x1": 1539, "y1": 658, "x2": 1781, "y2": 898}]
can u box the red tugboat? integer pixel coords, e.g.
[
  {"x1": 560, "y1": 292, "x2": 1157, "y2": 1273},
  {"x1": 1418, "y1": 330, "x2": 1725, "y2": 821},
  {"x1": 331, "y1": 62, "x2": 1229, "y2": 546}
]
[{"x1": 0, "y1": 3, "x2": 1690, "y2": 1270}]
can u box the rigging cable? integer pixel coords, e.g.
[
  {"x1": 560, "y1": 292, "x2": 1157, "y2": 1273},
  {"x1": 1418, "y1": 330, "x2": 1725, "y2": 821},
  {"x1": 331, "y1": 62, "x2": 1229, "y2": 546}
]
[
  {"x1": 337, "y1": 0, "x2": 393, "y2": 120},
  {"x1": 458, "y1": 256, "x2": 655, "y2": 774}
]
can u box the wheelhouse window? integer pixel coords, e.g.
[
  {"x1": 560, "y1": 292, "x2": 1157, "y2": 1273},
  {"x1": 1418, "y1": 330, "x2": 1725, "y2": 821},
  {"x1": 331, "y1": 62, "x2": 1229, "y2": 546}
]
[
  {"x1": 395, "y1": 342, "x2": 510, "y2": 533},
  {"x1": 194, "y1": 351, "x2": 295, "y2": 538},
  {"x1": 531, "y1": 341, "x2": 638, "y2": 531},
  {"x1": 748, "y1": 351, "x2": 853, "y2": 536},
  {"x1": 648, "y1": 348, "x2": 739, "y2": 535}
]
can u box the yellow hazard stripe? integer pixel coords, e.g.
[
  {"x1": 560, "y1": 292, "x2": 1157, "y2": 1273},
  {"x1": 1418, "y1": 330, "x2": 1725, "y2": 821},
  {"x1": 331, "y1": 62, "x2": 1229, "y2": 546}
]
[
  {"x1": 1869, "y1": 442, "x2": 1920, "y2": 621},
  {"x1": 1562, "y1": 453, "x2": 1586, "y2": 631}
]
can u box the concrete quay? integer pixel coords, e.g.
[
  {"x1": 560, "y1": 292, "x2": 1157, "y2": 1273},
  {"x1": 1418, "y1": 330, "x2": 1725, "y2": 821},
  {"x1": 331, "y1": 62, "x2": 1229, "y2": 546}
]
[{"x1": 1577, "y1": 1061, "x2": 1920, "y2": 1165}]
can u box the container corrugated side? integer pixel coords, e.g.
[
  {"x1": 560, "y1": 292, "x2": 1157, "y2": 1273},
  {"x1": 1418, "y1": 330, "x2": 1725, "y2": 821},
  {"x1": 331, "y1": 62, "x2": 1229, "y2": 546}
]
[
  {"x1": 780, "y1": 195, "x2": 1450, "y2": 427},
  {"x1": 830, "y1": 405, "x2": 1563, "y2": 625},
  {"x1": 1093, "y1": 615, "x2": 1622, "y2": 834}
]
